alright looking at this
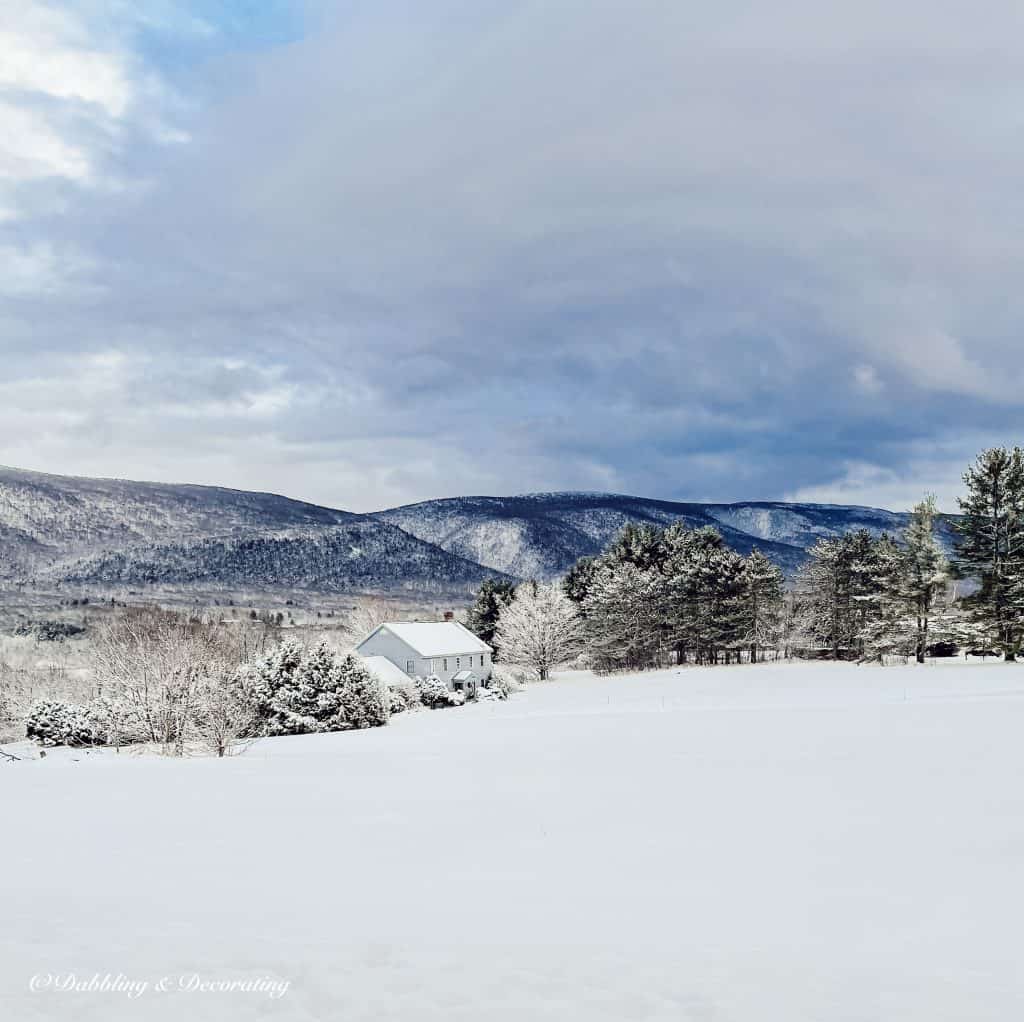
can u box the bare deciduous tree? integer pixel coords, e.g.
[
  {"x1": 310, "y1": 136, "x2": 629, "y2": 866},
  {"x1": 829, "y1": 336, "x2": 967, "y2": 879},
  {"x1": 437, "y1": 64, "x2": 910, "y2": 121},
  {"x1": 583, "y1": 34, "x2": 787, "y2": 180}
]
[
  {"x1": 494, "y1": 582, "x2": 584, "y2": 681},
  {"x1": 338, "y1": 598, "x2": 395, "y2": 649},
  {"x1": 91, "y1": 607, "x2": 265, "y2": 756}
]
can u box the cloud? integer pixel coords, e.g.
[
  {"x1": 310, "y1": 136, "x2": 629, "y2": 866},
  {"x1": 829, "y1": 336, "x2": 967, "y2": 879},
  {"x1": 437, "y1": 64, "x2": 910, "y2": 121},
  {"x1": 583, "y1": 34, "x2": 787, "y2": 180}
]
[{"x1": 4, "y1": 1, "x2": 1024, "y2": 510}]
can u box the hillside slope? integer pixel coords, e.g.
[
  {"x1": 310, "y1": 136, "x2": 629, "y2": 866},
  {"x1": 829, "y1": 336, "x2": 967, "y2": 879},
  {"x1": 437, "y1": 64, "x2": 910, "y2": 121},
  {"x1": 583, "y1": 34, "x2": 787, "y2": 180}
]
[
  {"x1": 0, "y1": 466, "x2": 503, "y2": 593},
  {"x1": 51, "y1": 522, "x2": 504, "y2": 593},
  {"x1": 376, "y1": 493, "x2": 942, "y2": 578},
  {"x1": 0, "y1": 465, "x2": 354, "y2": 573},
  {"x1": 0, "y1": 466, "x2": 953, "y2": 593}
]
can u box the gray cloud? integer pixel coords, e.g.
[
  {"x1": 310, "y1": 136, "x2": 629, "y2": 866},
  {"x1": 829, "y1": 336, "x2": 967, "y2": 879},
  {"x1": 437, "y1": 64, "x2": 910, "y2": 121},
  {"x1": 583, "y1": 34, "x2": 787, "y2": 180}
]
[{"x1": 3, "y1": 1, "x2": 1024, "y2": 511}]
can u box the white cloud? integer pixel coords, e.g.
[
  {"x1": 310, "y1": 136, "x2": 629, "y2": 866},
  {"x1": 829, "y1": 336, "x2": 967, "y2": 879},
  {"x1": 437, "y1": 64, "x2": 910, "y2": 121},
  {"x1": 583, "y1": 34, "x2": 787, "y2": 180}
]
[
  {"x1": 0, "y1": 98, "x2": 92, "y2": 182},
  {"x1": 0, "y1": 5, "x2": 132, "y2": 116}
]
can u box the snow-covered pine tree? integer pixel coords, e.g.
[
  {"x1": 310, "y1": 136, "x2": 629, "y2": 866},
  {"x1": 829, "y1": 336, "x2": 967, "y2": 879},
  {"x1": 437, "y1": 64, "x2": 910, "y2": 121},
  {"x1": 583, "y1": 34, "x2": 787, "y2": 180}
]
[
  {"x1": 740, "y1": 548, "x2": 785, "y2": 662},
  {"x1": 240, "y1": 639, "x2": 389, "y2": 735},
  {"x1": 857, "y1": 534, "x2": 912, "y2": 662},
  {"x1": 495, "y1": 581, "x2": 584, "y2": 680},
  {"x1": 661, "y1": 526, "x2": 747, "y2": 665},
  {"x1": 798, "y1": 530, "x2": 890, "y2": 659},
  {"x1": 563, "y1": 555, "x2": 601, "y2": 608},
  {"x1": 465, "y1": 578, "x2": 517, "y2": 648},
  {"x1": 955, "y1": 447, "x2": 1024, "y2": 660},
  {"x1": 602, "y1": 522, "x2": 667, "y2": 571},
  {"x1": 582, "y1": 560, "x2": 664, "y2": 671},
  {"x1": 897, "y1": 495, "x2": 950, "y2": 663},
  {"x1": 332, "y1": 653, "x2": 390, "y2": 729}
]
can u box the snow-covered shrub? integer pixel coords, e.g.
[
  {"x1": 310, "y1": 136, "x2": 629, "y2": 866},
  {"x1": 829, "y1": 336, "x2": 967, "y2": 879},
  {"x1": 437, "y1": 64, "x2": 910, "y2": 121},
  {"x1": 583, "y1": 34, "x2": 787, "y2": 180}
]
[
  {"x1": 86, "y1": 695, "x2": 149, "y2": 747},
  {"x1": 191, "y1": 677, "x2": 264, "y2": 758},
  {"x1": 388, "y1": 683, "x2": 420, "y2": 714},
  {"x1": 241, "y1": 639, "x2": 389, "y2": 735},
  {"x1": 25, "y1": 698, "x2": 99, "y2": 747},
  {"x1": 415, "y1": 674, "x2": 465, "y2": 709},
  {"x1": 490, "y1": 665, "x2": 527, "y2": 691},
  {"x1": 330, "y1": 652, "x2": 390, "y2": 730}
]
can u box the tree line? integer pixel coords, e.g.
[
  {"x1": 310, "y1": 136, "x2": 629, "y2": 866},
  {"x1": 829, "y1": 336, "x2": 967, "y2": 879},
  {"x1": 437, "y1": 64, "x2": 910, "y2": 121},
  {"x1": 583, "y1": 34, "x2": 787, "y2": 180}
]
[{"x1": 466, "y1": 446, "x2": 1024, "y2": 672}]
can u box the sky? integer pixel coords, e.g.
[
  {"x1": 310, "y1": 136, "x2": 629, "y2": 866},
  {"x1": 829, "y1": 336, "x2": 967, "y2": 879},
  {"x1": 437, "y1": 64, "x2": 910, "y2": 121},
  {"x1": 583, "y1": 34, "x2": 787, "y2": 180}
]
[{"x1": 3, "y1": 1, "x2": 1024, "y2": 513}]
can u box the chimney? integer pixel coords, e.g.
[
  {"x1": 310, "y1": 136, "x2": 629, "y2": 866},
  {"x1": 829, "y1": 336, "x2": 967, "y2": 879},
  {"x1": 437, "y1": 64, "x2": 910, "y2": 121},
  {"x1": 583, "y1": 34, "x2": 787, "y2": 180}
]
[{"x1": 443, "y1": 610, "x2": 454, "y2": 622}]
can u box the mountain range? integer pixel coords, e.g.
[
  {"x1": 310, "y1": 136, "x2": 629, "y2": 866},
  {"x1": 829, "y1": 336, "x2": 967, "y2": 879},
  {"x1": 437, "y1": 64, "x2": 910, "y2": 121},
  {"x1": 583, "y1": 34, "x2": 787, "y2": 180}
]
[{"x1": 0, "y1": 466, "x2": 946, "y2": 596}]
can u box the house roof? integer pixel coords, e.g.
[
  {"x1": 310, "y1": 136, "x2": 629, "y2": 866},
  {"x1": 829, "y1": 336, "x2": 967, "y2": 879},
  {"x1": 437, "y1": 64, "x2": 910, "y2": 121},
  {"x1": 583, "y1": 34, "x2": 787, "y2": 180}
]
[
  {"x1": 359, "y1": 655, "x2": 413, "y2": 687},
  {"x1": 452, "y1": 670, "x2": 477, "y2": 682},
  {"x1": 358, "y1": 621, "x2": 491, "y2": 658}
]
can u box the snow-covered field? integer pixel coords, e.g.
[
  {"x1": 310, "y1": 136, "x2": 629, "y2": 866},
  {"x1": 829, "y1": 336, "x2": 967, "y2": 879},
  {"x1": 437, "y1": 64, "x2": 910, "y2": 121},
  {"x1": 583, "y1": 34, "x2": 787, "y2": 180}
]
[{"x1": 5, "y1": 660, "x2": 1024, "y2": 1021}]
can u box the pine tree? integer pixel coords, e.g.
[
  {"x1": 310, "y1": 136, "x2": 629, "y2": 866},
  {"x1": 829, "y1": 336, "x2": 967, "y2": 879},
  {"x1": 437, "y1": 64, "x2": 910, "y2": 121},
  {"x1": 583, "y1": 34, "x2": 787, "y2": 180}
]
[
  {"x1": 465, "y1": 578, "x2": 517, "y2": 648},
  {"x1": 603, "y1": 523, "x2": 667, "y2": 571},
  {"x1": 660, "y1": 527, "x2": 747, "y2": 665},
  {"x1": 898, "y1": 495, "x2": 949, "y2": 663},
  {"x1": 798, "y1": 530, "x2": 891, "y2": 659},
  {"x1": 563, "y1": 555, "x2": 600, "y2": 607},
  {"x1": 241, "y1": 639, "x2": 389, "y2": 734},
  {"x1": 954, "y1": 447, "x2": 1024, "y2": 660},
  {"x1": 857, "y1": 534, "x2": 912, "y2": 662},
  {"x1": 741, "y1": 549, "x2": 785, "y2": 662},
  {"x1": 582, "y1": 561, "x2": 665, "y2": 671}
]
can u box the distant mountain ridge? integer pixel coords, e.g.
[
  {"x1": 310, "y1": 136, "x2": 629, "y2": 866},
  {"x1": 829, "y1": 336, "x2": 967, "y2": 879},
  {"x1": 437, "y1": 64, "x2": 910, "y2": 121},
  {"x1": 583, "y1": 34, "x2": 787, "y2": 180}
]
[
  {"x1": 0, "y1": 466, "x2": 497, "y2": 593},
  {"x1": 374, "y1": 492, "x2": 934, "y2": 579},
  {"x1": 0, "y1": 466, "x2": 945, "y2": 595}
]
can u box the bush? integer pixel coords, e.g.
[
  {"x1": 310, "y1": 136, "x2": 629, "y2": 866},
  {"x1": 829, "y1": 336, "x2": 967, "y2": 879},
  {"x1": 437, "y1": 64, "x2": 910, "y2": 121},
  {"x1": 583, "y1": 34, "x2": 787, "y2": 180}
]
[
  {"x1": 388, "y1": 683, "x2": 420, "y2": 714},
  {"x1": 241, "y1": 639, "x2": 390, "y2": 735},
  {"x1": 490, "y1": 665, "x2": 527, "y2": 691},
  {"x1": 25, "y1": 698, "x2": 99, "y2": 747},
  {"x1": 415, "y1": 674, "x2": 465, "y2": 709},
  {"x1": 14, "y1": 620, "x2": 87, "y2": 642},
  {"x1": 480, "y1": 672, "x2": 515, "y2": 700},
  {"x1": 86, "y1": 695, "x2": 149, "y2": 747}
]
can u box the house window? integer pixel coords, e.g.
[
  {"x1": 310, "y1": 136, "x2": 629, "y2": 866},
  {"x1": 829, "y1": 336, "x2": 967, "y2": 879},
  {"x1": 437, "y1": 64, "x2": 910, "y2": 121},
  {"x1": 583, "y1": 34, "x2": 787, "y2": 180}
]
[
  {"x1": 443, "y1": 658, "x2": 448, "y2": 672},
  {"x1": 456, "y1": 657, "x2": 461, "y2": 669},
  {"x1": 406, "y1": 660, "x2": 415, "y2": 675}
]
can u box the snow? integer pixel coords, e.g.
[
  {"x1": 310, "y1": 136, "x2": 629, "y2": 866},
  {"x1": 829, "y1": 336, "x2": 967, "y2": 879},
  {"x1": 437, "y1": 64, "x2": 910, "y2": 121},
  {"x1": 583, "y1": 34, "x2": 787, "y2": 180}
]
[
  {"x1": 5, "y1": 659, "x2": 1024, "y2": 1020},
  {"x1": 358, "y1": 654, "x2": 414, "y2": 687},
  {"x1": 360, "y1": 620, "x2": 491, "y2": 657}
]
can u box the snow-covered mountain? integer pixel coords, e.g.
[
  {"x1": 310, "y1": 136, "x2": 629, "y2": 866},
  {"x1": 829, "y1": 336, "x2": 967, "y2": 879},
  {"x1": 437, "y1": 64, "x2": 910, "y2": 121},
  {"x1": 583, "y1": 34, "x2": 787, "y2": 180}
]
[
  {"x1": 0, "y1": 466, "x2": 948, "y2": 594},
  {"x1": 54, "y1": 523, "x2": 502, "y2": 593},
  {"x1": 0, "y1": 466, "x2": 500, "y2": 593},
  {"x1": 376, "y1": 493, "x2": 949, "y2": 579}
]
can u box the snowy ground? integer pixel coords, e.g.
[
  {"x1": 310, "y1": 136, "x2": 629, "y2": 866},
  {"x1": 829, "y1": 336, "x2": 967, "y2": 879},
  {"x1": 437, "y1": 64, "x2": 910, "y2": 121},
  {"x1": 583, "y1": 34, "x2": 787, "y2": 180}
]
[{"x1": 5, "y1": 660, "x2": 1024, "y2": 1021}]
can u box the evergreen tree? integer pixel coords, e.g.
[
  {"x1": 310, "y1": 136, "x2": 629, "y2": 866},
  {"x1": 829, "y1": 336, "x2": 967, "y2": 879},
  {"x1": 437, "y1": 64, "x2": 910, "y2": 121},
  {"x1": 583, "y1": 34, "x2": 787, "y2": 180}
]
[
  {"x1": 798, "y1": 530, "x2": 892, "y2": 659},
  {"x1": 740, "y1": 549, "x2": 785, "y2": 662},
  {"x1": 583, "y1": 561, "x2": 665, "y2": 671},
  {"x1": 563, "y1": 555, "x2": 600, "y2": 607},
  {"x1": 603, "y1": 522, "x2": 667, "y2": 571},
  {"x1": 661, "y1": 527, "x2": 748, "y2": 664},
  {"x1": 898, "y1": 495, "x2": 949, "y2": 663},
  {"x1": 241, "y1": 639, "x2": 388, "y2": 734},
  {"x1": 465, "y1": 578, "x2": 517, "y2": 648},
  {"x1": 954, "y1": 447, "x2": 1024, "y2": 660}
]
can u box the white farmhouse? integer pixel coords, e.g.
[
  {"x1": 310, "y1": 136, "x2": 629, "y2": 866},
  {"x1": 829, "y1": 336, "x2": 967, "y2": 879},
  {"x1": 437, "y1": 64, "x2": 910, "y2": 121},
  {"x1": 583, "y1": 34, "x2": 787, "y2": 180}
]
[{"x1": 355, "y1": 621, "x2": 493, "y2": 696}]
